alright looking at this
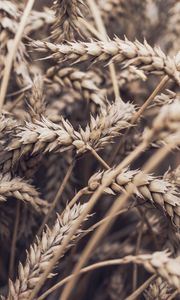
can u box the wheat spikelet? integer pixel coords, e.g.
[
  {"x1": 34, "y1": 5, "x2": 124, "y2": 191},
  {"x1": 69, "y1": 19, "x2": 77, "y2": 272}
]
[
  {"x1": 45, "y1": 66, "x2": 107, "y2": 109},
  {"x1": 97, "y1": 0, "x2": 125, "y2": 21},
  {"x1": 7, "y1": 203, "x2": 87, "y2": 300},
  {"x1": 32, "y1": 37, "x2": 180, "y2": 84},
  {"x1": 51, "y1": 0, "x2": 85, "y2": 42},
  {"x1": 0, "y1": 114, "x2": 18, "y2": 138},
  {"x1": 87, "y1": 168, "x2": 180, "y2": 228},
  {"x1": 1, "y1": 1, "x2": 180, "y2": 298},
  {"x1": 154, "y1": 90, "x2": 178, "y2": 106},
  {"x1": 24, "y1": 8, "x2": 54, "y2": 36},
  {"x1": 117, "y1": 66, "x2": 147, "y2": 88},
  {"x1": 0, "y1": 174, "x2": 48, "y2": 213},
  {"x1": 125, "y1": 251, "x2": 180, "y2": 291},
  {"x1": 0, "y1": 101, "x2": 134, "y2": 173},
  {"x1": 165, "y1": 165, "x2": 180, "y2": 188},
  {"x1": 144, "y1": 277, "x2": 175, "y2": 300},
  {"x1": 27, "y1": 75, "x2": 46, "y2": 122}
]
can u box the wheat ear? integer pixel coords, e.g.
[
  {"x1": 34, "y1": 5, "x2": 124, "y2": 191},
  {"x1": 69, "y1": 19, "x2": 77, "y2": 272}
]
[
  {"x1": 32, "y1": 37, "x2": 180, "y2": 84},
  {"x1": 7, "y1": 203, "x2": 87, "y2": 300},
  {"x1": 51, "y1": 0, "x2": 85, "y2": 42},
  {"x1": 44, "y1": 66, "x2": 107, "y2": 109},
  {"x1": 0, "y1": 174, "x2": 48, "y2": 213},
  {"x1": 87, "y1": 167, "x2": 180, "y2": 228},
  {"x1": 0, "y1": 101, "x2": 134, "y2": 173}
]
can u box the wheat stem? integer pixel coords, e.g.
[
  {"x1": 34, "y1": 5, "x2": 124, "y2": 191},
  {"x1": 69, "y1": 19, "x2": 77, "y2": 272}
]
[
  {"x1": 87, "y1": 0, "x2": 121, "y2": 101},
  {"x1": 37, "y1": 252, "x2": 180, "y2": 300},
  {"x1": 8, "y1": 201, "x2": 20, "y2": 278},
  {"x1": 132, "y1": 217, "x2": 145, "y2": 291},
  {"x1": 124, "y1": 275, "x2": 157, "y2": 300},
  {"x1": 109, "y1": 74, "x2": 170, "y2": 164},
  {"x1": 0, "y1": 0, "x2": 35, "y2": 111},
  {"x1": 37, "y1": 160, "x2": 75, "y2": 237}
]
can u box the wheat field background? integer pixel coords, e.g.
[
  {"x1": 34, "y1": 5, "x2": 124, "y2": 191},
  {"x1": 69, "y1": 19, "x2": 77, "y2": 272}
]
[{"x1": 0, "y1": 0, "x2": 180, "y2": 299}]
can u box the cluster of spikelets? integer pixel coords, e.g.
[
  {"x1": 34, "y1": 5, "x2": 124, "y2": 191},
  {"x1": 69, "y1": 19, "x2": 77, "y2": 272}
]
[{"x1": 0, "y1": 0, "x2": 180, "y2": 299}]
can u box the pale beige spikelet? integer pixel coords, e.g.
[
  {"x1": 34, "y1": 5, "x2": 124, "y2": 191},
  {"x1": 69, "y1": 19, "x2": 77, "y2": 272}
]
[
  {"x1": 24, "y1": 8, "x2": 54, "y2": 36},
  {"x1": 144, "y1": 277, "x2": 175, "y2": 300},
  {"x1": 132, "y1": 251, "x2": 180, "y2": 292},
  {"x1": 165, "y1": 165, "x2": 180, "y2": 188},
  {"x1": 32, "y1": 37, "x2": 180, "y2": 84},
  {"x1": 7, "y1": 203, "x2": 87, "y2": 300},
  {"x1": 154, "y1": 90, "x2": 178, "y2": 106},
  {"x1": 27, "y1": 75, "x2": 46, "y2": 122}
]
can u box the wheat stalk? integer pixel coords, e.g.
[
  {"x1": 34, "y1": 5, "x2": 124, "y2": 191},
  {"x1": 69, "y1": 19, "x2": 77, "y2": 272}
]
[
  {"x1": 7, "y1": 203, "x2": 87, "y2": 300},
  {"x1": 0, "y1": 0, "x2": 32, "y2": 87},
  {"x1": 32, "y1": 37, "x2": 180, "y2": 84},
  {"x1": 33, "y1": 251, "x2": 180, "y2": 300}
]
